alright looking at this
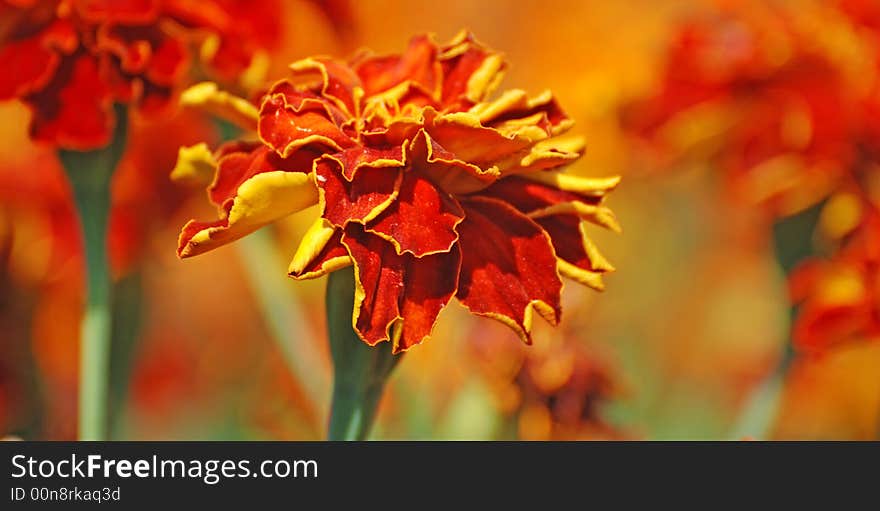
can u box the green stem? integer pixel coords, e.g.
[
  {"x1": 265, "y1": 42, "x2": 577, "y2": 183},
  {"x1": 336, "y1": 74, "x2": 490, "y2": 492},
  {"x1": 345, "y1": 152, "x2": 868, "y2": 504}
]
[
  {"x1": 326, "y1": 266, "x2": 401, "y2": 440},
  {"x1": 60, "y1": 106, "x2": 128, "y2": 441}
]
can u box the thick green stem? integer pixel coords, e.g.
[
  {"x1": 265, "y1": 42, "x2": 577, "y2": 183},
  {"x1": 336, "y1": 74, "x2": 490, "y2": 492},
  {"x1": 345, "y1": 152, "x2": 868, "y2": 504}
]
[
  {"x1": 60, "y1": 106, "x2": 128, "y2": 441},
  {"x1": 326, "y1": 266, "x2": 401, "y2": 440}
]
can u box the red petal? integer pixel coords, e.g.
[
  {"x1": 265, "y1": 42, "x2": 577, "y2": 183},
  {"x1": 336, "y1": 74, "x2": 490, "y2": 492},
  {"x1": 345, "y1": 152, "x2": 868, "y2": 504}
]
[
  {"x1": 209, "y1": 143, "x2": 317, "y2": 208},
  {"x1": 317, "y1": 155, "x2": 401, "y2": 227},
  {"x1": 28, "y1": 55, "x2": 114, "y2": 150},
  {"x1": 334, "y1": 144, "x2": 405, "y2": 181},
  {"x1": 478, "y1": 176, "x2": 603, "y2": 213},
  {"x1": 425, "y1": 112, "x2": 536, "y2": 167},
  {"x1": 485, "y1": 94, "x2": 569, "y2": 132},
  {"x1": 439, "y1": 32, "x2": 506, "y2": 108},
  {"x1": 258, "y1": 91, "x2": 354, "y2": 156},
  {"x1": 366, "y1": 170, "x2": 464, "y2": 256},
  {"x1": 289, "y1": 58, "x2": 363, "y2": 115},
  {"x1": 76, "y1": 0, "x2": 160, "y2": 23},
  {"x1": 342, "y1": 225, "x2": 460, "y2": 352},
  {"x1": 536, "y1": 215, "x2": 597, "y2": 272},
  {"x1": 147, "y1": 35, "x2": 189, "y2": 85},
  {"x1": 793, "y1": 303, "x2": 873, "y2": 352},
  {"x1": 288, "y1": 227, "x2": 350, "y2": 279},
  {"x1": 177, "y1": 217, "x2": 228, "y2": 257},
  {"x1": 0, "y1": 36, "x2": 60, "y2": 98},
  {"x1": 353, "y1": 34, "x2": 439, "y2": 97},
  {"x1": 455, "y1": 196, "x2": 562, "y2": 342}
]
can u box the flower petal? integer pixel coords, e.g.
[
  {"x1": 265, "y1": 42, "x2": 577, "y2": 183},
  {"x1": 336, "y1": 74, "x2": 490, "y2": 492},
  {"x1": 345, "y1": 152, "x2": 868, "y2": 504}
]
[
  {"x1": 180, "y1": 81, "x2": 258, "y2": 130},
  {"x1": 353, "y1": 34, "x2": 440, "y2": 99},
  {"x1": 479, "y1": 89, "x2": 572, "y2": 135},
  {"x1": 478, "y1": 175, "x2": 622, "y2": 232},
  {"x1": 343, "y1": 224, "x2": 461, "y2": 352},
  {"x1": 178, "y1": 169, "x2": 318, "y2": 258},
  {"x1": 316, "y1": 154, "x2": 402, "y2": 227},
  {"x1": 28, "y1": 55, "x2": 114, "y2": 150},
  {"x1": 288, "y1": 57, "x2": 363, "y2": 116},
  {"x1": 455, "y1": 196, "x2": 563, "y2": 343},
  {"x1": 170, "y1": 142, "x2": 217, "y2": 185},
  {"x1": 333, "y1": 144, "x2": 406, "y2": 181},
  {"x1": 209, "y1": 143, "x2": 318, "y2": 209},
  {"x1": 424, "y1": 110, "x2": 552, "y2": 175},
  {"x1": 0, "y1": 35, "x2": 59, "y2": 99},
  {"x1": 258, "y1": 88, "x2": 354, "y2": 156},
  {"x1": 288, "y1": 217, "x2": 351, "y2": 280},
  {"x1": 439, "y1": 30, "x2": 507, "y2": 107},
  {"x1": 366, "y1": 167, "x2": 465, "y2": 257},
  {"x1": 535, "y1": 215, "x2": 613, "y2": 291},
  {"x1": 408, "y1": 127, "x2": 498, "y2": 194}
]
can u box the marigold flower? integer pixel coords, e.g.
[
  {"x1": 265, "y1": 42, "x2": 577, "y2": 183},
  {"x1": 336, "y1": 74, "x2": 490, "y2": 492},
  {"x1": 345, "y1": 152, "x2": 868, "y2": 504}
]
[
  {"x1": 0, "y1": 0, "x2": 282, "y2": 149},
  {"x1": 175, "y1": 32, "x2": 620, "y2": 353}
]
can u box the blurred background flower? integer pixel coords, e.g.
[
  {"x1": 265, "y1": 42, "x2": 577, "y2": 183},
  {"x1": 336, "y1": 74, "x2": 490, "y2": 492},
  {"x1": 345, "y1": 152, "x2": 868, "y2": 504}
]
[{"x1": 1, "y1": 0, "x2": 878, "y2": 440}]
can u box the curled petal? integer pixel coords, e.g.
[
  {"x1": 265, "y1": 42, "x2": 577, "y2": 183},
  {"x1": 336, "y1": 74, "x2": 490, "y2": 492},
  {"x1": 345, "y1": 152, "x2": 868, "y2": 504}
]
[
  {"x1": 366, "y1": 150, "x2": 465, "y2": 256},
  {"x1": 352, "y1": 34, "x2": 440, "y2": 100},
  {"x1": 455, "y1": 196, "x2": 563, "y2": 343},
  {"x1": 288, "y1": 57, "x2": 363, "y2": 116},
  {"x1": 492, "y1": 135, "x2": 585, "y2": 176},
  {"x1": 289, "y1": 217, "x2": 351, "y2": 279},
  {"x1": 439, "y1": 30, "x2": 507, "y2": 107},
  {"x1": 528, "y1": 201, "x2": 621, "y2": 233},
  {"x1": 334, "y1": 144, "x2": 406, "y2": 181},
  {"x1": 469, "y1": 89, "x2": 571, "y2": 136},
  {"x1": 180, "y1": 81, "x2": 258, "y2": 130},
  {"x1": 95, "y1": 23, "x2": 189, "y2": 86},
  {"x1": 411, "y1": 128, "x2": 499, "y2": 194},
  {"x1": 316, "y1": 153, "x2": 402, "y2": 227},
  {"x1": 209, "y1": 143, "x2": 318, "y2": 209},
  {"x1": 425, "y1": 111, "x2": 549, "y2": 174},
  {"x1": 170, "y1": 142, "x2": 217, "y2": 185},
  {"x1": 178, "y1": 170, "x2": 318, "y2": 257},
  {"x1": 0, "y1": 15, "x2": 77, "y2": 98},
  {"x1": 536, "y1": 215, "x2": 614, "y2": 291},
  {"x1": 258, "y1": 89, "x2": 354, "y2": 156},
  {"x1": 478, "y1": 175, "x2": 621, "y2": 232},
  {"x1": 343, "y1": 224, "x2": 461, "y2": 352}
]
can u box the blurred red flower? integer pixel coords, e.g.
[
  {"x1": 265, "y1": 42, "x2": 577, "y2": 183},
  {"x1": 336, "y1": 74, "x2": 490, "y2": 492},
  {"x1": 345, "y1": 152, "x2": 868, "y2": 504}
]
[
  {"x1": 790, "y1": 193, "x2": 880, "y2": 351},
  {"x1": 625, "y1": 1, "x2": 880, "y2": 352},
  {"x1": 624, "y1": 1, "x2": 869, "y2": 217},
  {"x1": 471, "y1": 332, "x2": 623, "y2": 440},
  {"x1": 0, "y1": 0, "x2": 282, "y2": 149}
]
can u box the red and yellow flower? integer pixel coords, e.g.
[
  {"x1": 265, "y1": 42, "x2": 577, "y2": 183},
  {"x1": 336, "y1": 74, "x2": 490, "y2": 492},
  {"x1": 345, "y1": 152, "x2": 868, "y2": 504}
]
[
  {"x1": 0, "y1": 0, "x2": 283, "y2": 149},
  {"x1": 175, "y1": 32, "x2": 620, "y2": 353}
]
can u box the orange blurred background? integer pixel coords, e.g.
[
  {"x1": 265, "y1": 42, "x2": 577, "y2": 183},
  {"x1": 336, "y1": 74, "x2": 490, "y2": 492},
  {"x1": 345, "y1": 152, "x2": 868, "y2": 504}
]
[{"x1": 1, "y1": 0, "x2": 878, "y2": 440}]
